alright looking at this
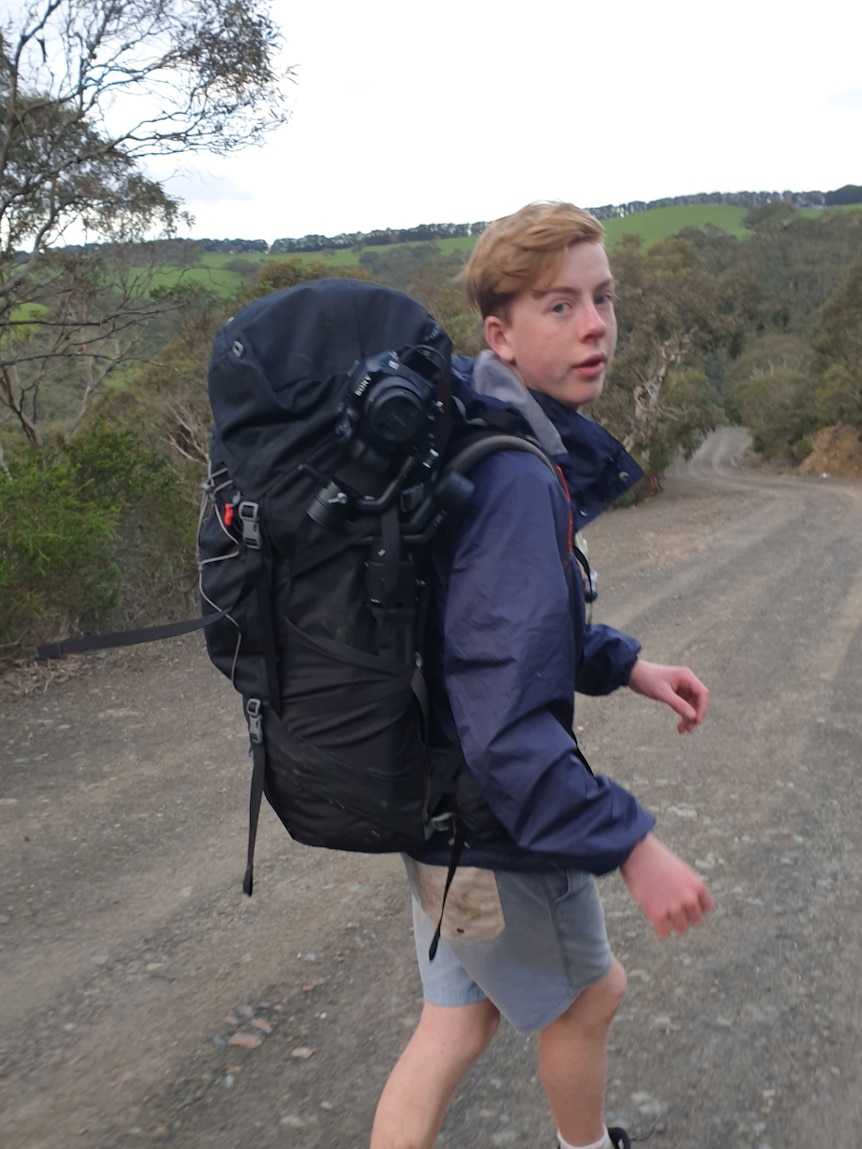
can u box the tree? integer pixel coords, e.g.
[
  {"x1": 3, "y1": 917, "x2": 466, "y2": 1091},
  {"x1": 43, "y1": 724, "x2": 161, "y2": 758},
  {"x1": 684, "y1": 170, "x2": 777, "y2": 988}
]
[
  {"x1": 724, "y1": 334, "x2": 817, "y2": 460},
  {"x1": 0, "y1": 0, "x2": 288, "y2": 460},
  {"x1": 811, "y1": 257, "x2": 862, "y2": 431},
  {"x1": 594, "y1": 235, "x2": 725, "y2": 478},
  {"x1": 825, "y1": 185, "x2": 862, "y2": 206}
]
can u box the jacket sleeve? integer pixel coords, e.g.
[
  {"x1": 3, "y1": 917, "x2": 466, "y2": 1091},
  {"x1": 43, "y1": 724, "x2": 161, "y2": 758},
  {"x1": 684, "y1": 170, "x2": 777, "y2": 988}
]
[
  {"x1": 577, "y1": 621, "x2": 641, "y2": 696},
  {"x1": 442, "y1": 453, "x2": 655, "y2": 872}
]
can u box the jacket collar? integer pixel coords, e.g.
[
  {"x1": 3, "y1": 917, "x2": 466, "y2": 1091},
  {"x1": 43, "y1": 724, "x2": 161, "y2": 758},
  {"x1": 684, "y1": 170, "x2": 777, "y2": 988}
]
[
  {"x1": 471, "y1": 351, "x2": 565, "y2": 456},
  {"x1": 459, "y1": 351, "x2": 644, "y2": 526}
]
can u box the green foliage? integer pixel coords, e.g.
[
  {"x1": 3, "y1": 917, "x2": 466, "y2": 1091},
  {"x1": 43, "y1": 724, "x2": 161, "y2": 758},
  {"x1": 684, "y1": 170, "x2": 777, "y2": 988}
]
[
  {"x1": 647, "y1": 368, "x2": 726, "y2": 474},
  {"x1": 737, "y1": 370, "x2": 817, "y2": 462},
  {"x1": 594, "y1": 235, "x2": 726, "y2": 475},
  {"x1": 810, "y1": 257, "x2": 862, "y2": 431},
  {"x1": 1, "y1": 0, "x2": 288, "y2": 463},
  {"x1": 825, "y1": 185, "x2": 862, "y2": 206},
  {"x1": 736, "y1": 208, "x2": 862, "y2": 337},
  {"x1": 724, "y1": 335, "x2": 817, "y2": 460},
  {"x1": 0, "y1": 441, "x2": 121, "y2": 655},
  {"x1": 813, "y1": 364, "x2": 862, "y2": 432},
  {"x1": 237, "y1": 257, "x2": 371, "y2": 303},
  {"x1": 742, "y1": 202, "x2": 799, "y2": 232},
  {"x1": 0, "y1": 421, "x2": 194, "y2": 658}
]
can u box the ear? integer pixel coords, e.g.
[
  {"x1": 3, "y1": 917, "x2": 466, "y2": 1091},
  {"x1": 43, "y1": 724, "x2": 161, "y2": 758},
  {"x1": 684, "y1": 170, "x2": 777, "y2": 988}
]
[{"x1": 484, "y1": 314, "x2": 516, "y2": 364}]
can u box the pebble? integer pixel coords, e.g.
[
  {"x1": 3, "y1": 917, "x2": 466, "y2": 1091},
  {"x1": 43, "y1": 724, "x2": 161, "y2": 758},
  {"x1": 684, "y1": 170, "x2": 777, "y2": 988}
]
[
  {"x1": 631, "y1": 1090, "x2": 665, "y2": 1118},
  {"x1": 228, "y1": 1032, "x2": 262, "y2": 1049}
]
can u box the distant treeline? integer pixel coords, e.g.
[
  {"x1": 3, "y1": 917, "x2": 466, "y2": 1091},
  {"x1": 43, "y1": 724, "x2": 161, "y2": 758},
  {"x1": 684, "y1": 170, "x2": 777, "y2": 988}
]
[{"x1": 188, "y1": 185, "x2": 862, "y2": 255}]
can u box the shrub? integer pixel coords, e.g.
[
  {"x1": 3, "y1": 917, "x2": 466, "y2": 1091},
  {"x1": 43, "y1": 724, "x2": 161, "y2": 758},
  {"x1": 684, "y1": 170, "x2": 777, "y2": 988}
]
[{"x1": 0, "y1": 422, "x2": 196, "y2": 659}]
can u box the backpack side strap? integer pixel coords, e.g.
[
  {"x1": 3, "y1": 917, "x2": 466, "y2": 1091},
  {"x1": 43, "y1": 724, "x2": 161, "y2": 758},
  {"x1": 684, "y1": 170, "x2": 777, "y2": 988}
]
[{"x1": 36, "y1": 614, "x2": 219, "y2": 660}]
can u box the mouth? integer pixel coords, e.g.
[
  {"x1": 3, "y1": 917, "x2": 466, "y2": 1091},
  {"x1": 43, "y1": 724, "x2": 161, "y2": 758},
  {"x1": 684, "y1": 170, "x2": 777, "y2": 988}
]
[{"x1": 573, "y1": 354, "x2": 607, "y2": 377}]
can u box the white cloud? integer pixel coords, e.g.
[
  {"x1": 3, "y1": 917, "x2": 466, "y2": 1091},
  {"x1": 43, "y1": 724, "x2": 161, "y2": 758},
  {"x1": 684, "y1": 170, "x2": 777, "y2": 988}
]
[
  {"x1": 158, "y1": 0, "x2": 862, "y2": 242},
  {"x1": 829, "y1": 88, "x2": 862, "y2": 110}
]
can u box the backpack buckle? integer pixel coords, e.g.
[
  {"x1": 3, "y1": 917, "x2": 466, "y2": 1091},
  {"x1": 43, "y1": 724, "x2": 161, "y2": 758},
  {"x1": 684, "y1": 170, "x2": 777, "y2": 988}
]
[
  {"x1": 238, "y1": 501, "x2": 261, "y2": 549},
  {"x1": 245, "y1": 697, "x2": 263, "y2": 744}
]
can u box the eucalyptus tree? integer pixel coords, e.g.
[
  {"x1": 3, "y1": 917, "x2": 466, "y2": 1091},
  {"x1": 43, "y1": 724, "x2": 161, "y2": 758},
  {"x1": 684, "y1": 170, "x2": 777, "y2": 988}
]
[
  {"x1": 0, "y1": 0, "x2": 288, "y2": 462},
  {"x1": 595, "y1": 234, "x2": 726, "y2": 480}
]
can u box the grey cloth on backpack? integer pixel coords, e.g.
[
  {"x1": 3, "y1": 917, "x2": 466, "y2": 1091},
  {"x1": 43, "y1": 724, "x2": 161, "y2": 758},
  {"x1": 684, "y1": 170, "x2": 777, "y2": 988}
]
[{"x1": 471, "y1": 351, "x2": 566, "y2": 458}]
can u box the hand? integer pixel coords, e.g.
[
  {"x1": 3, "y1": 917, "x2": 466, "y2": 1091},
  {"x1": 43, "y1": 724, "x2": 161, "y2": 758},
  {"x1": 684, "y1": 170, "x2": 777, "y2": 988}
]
[
  {"x1": 621, "y1": 834, "x2": 715, "y2": 938},
  {"x1": 627, "y1": 659, "x2": 709, "y2": 733}
]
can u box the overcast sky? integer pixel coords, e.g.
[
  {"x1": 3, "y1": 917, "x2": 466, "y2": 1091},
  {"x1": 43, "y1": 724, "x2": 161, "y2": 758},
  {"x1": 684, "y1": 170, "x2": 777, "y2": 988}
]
[{"x1": 154, "y1": 0, "x2": 862, "y2": 244}]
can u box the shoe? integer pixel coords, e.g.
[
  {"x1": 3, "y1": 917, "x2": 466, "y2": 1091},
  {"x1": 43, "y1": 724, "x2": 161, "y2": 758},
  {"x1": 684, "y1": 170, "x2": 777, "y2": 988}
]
[
  {"x1": 608, "y1": 1129, "x2": 632, "y2": 1149},
  {"x1": 555, "y1": 1129, "x2": 632, "y2": 1149}
]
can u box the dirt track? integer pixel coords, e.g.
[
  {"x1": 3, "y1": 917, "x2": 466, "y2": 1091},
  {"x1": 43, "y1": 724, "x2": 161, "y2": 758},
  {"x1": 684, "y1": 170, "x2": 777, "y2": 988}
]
[{"x1": 2, "y1": 427, "x2": 862, "y2": 1149}]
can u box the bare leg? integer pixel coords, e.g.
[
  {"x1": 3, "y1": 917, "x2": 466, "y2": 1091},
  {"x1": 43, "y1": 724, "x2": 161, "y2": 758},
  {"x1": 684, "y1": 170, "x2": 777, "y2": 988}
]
[
  {"x1": 370, "y1": 998, "x2": 501, "y2": 1149},
  {"x1": 537, "y1": 958, "x2": 627, "y2": 1146}
]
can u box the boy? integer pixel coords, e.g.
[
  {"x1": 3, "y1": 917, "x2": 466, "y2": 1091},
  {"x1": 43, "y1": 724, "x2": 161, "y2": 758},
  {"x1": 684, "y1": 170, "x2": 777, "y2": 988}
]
[{"x1": 370, "y1": 202, "x2": 714, "y2": 1149}]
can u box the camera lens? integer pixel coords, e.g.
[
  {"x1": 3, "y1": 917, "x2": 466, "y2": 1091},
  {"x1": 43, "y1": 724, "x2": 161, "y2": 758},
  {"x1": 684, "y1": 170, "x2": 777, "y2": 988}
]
[{"x1": 364, "y1": 379, "x2": 426, "y2": 444}]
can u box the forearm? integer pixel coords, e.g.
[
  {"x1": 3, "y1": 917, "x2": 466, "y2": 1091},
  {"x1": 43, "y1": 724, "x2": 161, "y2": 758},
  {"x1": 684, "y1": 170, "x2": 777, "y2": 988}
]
[{"x1": 620, "y1": 832, "x2": 715, "y2": 937}]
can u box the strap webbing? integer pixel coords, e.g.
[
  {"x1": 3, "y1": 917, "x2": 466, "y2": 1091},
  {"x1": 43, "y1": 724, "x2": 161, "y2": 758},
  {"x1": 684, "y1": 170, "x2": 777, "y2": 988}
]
[
  {"x1": 254, "y1": 558, "x2": 282, "y2": 719},
  {"x1": 243, "y1": 728, "x2": 267, "y2": 897},
  {"x1": 428, "y1": 821, "x2": 467, "y2": 961},
  {"x1": 37, "y1": 528, "x2": 265, "y2": 662},
  {"x1": 36, "y1": 613, "x2": 222, "y2": 660}
]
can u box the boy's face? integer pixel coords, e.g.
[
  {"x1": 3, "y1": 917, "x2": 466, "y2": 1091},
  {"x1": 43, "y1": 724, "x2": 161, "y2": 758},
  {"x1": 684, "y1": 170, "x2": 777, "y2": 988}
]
[{"x1": 484, "y1": 242, "x2": 617, "y2": 409}]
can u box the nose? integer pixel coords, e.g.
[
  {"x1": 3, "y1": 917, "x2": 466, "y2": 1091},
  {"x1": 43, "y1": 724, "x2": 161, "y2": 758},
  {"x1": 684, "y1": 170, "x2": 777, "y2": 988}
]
[{"x1": 578, "y1": 302, "x2": 607, "y2": 340}]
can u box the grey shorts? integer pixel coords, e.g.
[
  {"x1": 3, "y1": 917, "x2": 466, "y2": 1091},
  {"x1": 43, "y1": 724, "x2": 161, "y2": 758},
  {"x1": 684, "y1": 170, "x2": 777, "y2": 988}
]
[{"x1": 404, "y1": 857, "x2": 613, "y2": 1034}]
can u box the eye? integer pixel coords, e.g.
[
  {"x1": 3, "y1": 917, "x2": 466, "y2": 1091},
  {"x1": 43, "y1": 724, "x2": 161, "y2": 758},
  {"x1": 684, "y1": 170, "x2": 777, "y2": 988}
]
[
  {"x1": 595, "y1": 290, "x2": 616, "y2": 306},
  {"x1": 550, "y1": 300, "x2": 570, "y2": 314}
]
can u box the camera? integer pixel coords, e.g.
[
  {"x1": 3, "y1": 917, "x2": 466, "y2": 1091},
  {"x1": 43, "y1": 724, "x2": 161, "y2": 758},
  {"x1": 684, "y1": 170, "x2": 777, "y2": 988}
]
[
  {"x1": 307, "y1": 347, "x2": 449, "y2": 530},
  {"x1": 340, "y1": 348, "x2": 441, "y2": 454}
]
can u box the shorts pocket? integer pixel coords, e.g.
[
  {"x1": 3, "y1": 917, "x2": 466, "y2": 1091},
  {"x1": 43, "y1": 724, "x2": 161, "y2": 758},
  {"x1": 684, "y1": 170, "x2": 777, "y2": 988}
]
[
  {"x1": 542, "y1": 868, "x2": 592, "y2": 904},
  {"x1": 404, "y1": 859, "x2": 505, "y2": 943}
]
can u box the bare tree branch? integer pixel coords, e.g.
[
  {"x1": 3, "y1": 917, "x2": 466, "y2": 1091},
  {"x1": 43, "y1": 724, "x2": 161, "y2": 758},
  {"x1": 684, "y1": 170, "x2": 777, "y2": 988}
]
[{"x1": 0, "y1": 0, "x2": 288, "y2": 459}]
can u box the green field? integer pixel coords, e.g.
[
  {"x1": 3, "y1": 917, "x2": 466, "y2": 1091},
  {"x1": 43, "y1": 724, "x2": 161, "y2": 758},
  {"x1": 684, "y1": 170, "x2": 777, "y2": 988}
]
[
  {"x1": 601, "y1": 204, "x2": 752, "y2": 244},
  {"x1": 144, "y1": 203, "x2": 862, "y2": 295}
]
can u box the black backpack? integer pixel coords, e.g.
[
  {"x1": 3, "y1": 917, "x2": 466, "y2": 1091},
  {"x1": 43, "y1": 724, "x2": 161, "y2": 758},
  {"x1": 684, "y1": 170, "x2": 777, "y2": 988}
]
[{"x1": 197, "y1": 278, "x2": 560, "y2": 896}]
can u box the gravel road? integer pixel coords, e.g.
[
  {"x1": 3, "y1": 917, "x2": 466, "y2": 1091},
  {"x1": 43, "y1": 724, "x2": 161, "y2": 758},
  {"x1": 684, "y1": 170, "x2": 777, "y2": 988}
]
[{"x1": 2, "y1": 426, "x2": 861, "y2": 1149}]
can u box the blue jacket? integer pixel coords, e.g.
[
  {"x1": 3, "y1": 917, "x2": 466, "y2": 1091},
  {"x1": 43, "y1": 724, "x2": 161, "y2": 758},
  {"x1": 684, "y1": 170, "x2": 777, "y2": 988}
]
[{"x1": 409, "y1": 353, "x2": 657, "y2": 874}]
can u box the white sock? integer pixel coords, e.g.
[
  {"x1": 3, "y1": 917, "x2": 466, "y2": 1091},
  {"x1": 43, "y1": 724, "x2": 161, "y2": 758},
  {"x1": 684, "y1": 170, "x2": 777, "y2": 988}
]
[{"x1": 557, "y1": 1128, "x2": 611, "y2": 1149}]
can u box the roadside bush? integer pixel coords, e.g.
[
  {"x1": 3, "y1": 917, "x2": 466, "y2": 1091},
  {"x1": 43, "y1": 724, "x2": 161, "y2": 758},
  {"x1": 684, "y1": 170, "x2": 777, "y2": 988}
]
[
  {"x1": 0, "y1": 448, "x2": 120, "y2": 657},
  {"x1": 0, "y1": 422, "x2": 196, "y2": 660},
  {"x1": 730, "y1": 370, "x2": 817, "y2": 462}
]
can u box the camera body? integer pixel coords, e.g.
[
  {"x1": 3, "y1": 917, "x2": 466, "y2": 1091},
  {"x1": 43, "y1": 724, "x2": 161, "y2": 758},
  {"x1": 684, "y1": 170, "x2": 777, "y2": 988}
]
[
  {"x1": 307, "y1": 347, "x2": 450, "y2": 530},
  {"x1": 339, "y1": 348, "x2": 444, "y2": 457}
]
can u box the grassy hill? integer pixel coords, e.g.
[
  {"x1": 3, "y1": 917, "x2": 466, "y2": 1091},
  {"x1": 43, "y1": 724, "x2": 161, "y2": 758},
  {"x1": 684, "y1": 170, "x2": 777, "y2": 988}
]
[{"x1": 151, "y1": 203, "x2": 862, "y2": 297}]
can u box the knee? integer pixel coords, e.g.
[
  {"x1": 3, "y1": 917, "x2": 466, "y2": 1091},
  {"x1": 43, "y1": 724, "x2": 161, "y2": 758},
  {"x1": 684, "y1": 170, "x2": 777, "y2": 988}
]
[
  {"x1": 454, "y1": 1000, "x2": 501, "y2": 1061},
  {"x1": 472, "y1": 1001, "x2": 502, "y2": 1055},
  {"x1": 419, "y1": 999, "x2": 501, "y2": 1063},
  {"x1": 582, "y1": 957, "x2": 627, "y2": 1025},
  {"x1": 558, "y1": 957, "x2": 627, "y2": 1033},
  {"x1": 602, "y1": 957, "x2": 628, "y2": 1013}
]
